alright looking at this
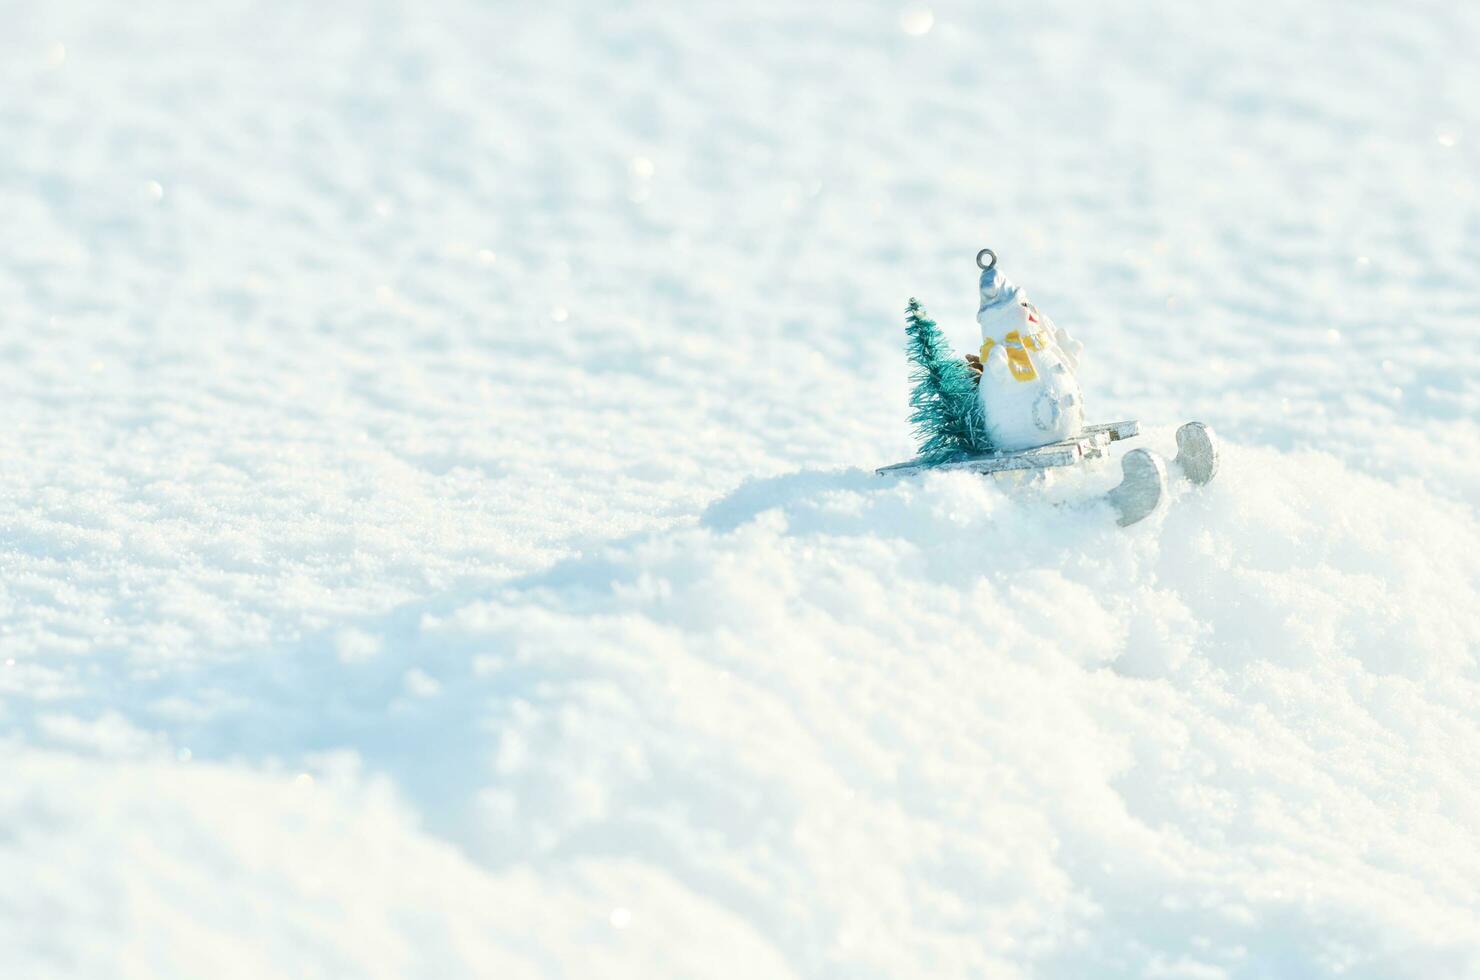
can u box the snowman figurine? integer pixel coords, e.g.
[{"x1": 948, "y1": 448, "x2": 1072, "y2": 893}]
[
  {"x1": 879, "y1": 248, "x2": 1220, "y2": 527},
  {"x1": 971, "y1": 249, "x2": 1086, "y2": 451}
]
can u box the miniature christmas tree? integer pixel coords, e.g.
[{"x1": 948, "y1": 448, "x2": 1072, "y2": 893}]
[{"x1": 904, "y1": 298, "x2": 989, "y2": 463}]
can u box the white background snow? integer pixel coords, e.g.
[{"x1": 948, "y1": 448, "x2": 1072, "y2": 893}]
[{"x1": 3, "y1": 0, "x2": 1479, "y2": 976}]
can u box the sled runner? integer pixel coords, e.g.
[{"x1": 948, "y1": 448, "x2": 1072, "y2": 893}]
[
  {"x1": 877, "y1": 420, "x2": 1219, "y2": 527},
  {"x1": 878, "y1": 420, "x2": 1140, "y2": 477}
]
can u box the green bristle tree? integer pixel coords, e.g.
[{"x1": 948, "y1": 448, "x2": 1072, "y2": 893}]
[{"x1": 904, "y1": 298, "x2": 989, "y2": 463}]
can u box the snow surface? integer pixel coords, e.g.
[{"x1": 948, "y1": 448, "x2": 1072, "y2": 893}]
[{"x1": 3, "y1": 0, "x2": 1480, "y2": 976}]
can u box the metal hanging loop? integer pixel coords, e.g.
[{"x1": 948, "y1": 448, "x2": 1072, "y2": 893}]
[{"x1": 976, "y1": 248, "x2": 997, "y2": 270}]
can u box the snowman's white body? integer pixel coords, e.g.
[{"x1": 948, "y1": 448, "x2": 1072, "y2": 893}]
[{"x1": 975, "y1": 284, "x2": 1085, "y2": 452}]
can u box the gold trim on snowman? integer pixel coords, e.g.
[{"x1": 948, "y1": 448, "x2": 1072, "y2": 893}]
[{"x1": 979, "y1": 327, "x2": 1050, "y2": 383}]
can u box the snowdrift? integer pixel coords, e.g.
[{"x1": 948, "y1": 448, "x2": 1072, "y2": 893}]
[
  {"x1": 7, "y1": 442, "x2": 1478, "y2": 977},
  {"x1": 5, "y1": 0, "x2": 1480, "y2": 975}
]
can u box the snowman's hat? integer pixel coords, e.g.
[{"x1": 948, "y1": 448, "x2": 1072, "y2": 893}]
[{"x1": 975, "y1": 248, "x2": 1023, "y2": 320}]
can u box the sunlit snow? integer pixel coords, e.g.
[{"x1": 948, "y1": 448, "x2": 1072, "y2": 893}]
[{"x1": 2, "y1": 1, "x2": 1479, "y2": 977}]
